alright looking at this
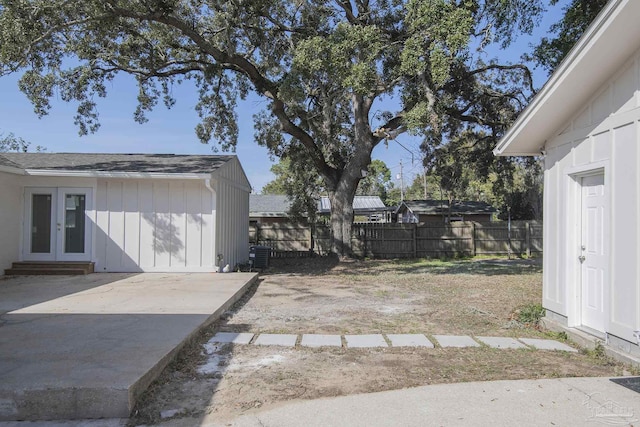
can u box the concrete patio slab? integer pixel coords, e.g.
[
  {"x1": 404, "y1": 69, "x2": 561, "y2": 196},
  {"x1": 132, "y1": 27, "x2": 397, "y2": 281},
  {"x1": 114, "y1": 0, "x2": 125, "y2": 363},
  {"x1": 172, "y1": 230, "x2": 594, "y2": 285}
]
[
  {"x1": 209, "y1": 332, "x2": 255, "y2": 345},
  {"x1": 344, "y1": 334, "x2": 388, "y2": 348},
  {"x1": 433, "y1": 335, "x2": 480, "y2": 348},
  {"x1": 0, "y1": 272, "x2": 257, "y2": 421},
  {"x1": 386, "y1": 334, "x2": 434, "y2": 348},
  {"x1": 254, "y1": 334, "x2": 298, "y2": 347},
  {"x1": 476, "y1": 336, "x2": 528, "y2": 349},
  {"x1": 519, "y1": 338, "x2": 578, "y2": 352},
  {"x1": 300, "y1": 334, "x2": 342, "y2": 348}
]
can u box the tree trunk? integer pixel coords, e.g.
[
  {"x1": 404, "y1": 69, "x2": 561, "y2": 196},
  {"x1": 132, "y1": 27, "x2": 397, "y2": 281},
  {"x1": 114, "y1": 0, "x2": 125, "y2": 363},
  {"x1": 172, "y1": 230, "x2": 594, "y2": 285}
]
[
  {"x1": 325, "y1": 149, "x2": 370, "y2": 258},
  {"x1": 328, "y1": 185, "x2": 357, "y2": 257}
]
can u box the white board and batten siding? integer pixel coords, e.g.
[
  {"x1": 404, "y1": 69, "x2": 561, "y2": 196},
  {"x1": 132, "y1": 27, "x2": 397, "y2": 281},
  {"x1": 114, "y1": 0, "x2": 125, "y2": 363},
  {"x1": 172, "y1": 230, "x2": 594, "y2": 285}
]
[
  {"x1": 212, "y1": 156, "x2": 251, "y2": 271},
  {"x1": 94, "y1": 157, "x2": 251, "y2": 273},
  {"x1": 95, "y1": 179, "x2": 215, "y2": 272},
  {"x1": 543, "y1": 48, "x2": 640, "y2": 343}
]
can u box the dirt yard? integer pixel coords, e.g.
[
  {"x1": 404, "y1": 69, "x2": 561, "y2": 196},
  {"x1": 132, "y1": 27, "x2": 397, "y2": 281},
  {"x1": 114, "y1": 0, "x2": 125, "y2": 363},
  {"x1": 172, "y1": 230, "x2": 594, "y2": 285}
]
[{"x1": 130, "y1": 257, "x2": 631, "y2": 426}]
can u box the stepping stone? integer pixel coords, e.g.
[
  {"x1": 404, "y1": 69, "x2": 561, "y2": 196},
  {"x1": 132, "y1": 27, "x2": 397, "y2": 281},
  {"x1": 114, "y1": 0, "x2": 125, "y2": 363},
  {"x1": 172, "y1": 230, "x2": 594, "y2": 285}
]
[
  {"x1": 209, "y1": 332, "x2": 254, "y2": 345},
  {"x1": 344, "y1": 334, "x2": 388, "y2": 348},
  {"x1": 301, "y1": 334, "x2": 343, "y2": 348},
  {"x1": 476, "y1": 336, "x2": 527, "y2": 349},
  {"x1": 519, "y1": 338, "x2": 578, "y2": 352},
  {"x1": 386, "y1": 334, "x2": 434, "y2": 348},
  {"x1": 254, "y1": 334, "x2": 298, "y2": 347},
  {"x1": 433, "y1": 335, "x2": 480, "y2": 348}
]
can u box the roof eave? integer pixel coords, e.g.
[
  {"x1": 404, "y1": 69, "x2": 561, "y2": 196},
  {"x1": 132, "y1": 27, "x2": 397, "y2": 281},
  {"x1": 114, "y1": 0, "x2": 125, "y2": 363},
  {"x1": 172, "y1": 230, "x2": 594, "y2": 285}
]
[
  {"x1": 24, "y1": 169, "x2": 212, "y2": 179},
  {"x1": 0, "y1": 165, "x2": 26, "y2": 175}
]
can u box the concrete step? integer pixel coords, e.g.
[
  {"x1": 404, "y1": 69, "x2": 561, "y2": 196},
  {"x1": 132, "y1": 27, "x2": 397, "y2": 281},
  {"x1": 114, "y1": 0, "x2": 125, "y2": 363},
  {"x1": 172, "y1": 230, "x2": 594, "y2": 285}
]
[{"x1": 6, "y1": 262, "x2": 94, "y2": 275}]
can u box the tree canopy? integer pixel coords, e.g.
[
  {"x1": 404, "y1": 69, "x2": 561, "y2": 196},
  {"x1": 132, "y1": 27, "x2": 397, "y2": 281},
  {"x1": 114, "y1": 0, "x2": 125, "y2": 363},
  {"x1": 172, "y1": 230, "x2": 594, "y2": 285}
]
[
  {"x1": 0, "y1": 0, "x2": 545, "y2": 255},
  {"x1": 0, "y1": 130, "x2": 42, "y2": 152},
  {"x1": 529, "y1": 0, "x2": 607, "y2": 73},
  {"x1": 0, "y1": 131, "x2": 29, "y2": 152}
]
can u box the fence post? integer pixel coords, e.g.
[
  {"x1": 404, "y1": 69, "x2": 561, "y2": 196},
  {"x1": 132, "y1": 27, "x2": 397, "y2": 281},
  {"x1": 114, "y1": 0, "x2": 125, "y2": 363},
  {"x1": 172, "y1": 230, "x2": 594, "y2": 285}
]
[
  {"x1": 471, "y1": 222, "x2": 476, "y2": 257},
  {"x1": 413, "y1": 223, "x2": 417, "y2": 258},
  {"x1": 256, "y1": 223, "x2": 261, "y2": 245},
  {"x1": 525, "y1": 221, "x2": 531, "y2": 258}
]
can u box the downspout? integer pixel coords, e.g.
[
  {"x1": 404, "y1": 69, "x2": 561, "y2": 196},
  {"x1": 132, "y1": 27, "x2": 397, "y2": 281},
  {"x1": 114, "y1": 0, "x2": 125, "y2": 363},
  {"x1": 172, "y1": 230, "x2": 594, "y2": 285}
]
[{"x1": 204, "y1": 178, "x2": 220, "y2": 271}]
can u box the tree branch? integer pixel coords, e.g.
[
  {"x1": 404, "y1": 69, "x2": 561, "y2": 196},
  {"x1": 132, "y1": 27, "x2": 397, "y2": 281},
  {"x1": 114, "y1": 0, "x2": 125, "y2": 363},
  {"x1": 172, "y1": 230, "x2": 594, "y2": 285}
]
[{"x1": 103, "y1": 1, "x2": 333, "y2": 176}]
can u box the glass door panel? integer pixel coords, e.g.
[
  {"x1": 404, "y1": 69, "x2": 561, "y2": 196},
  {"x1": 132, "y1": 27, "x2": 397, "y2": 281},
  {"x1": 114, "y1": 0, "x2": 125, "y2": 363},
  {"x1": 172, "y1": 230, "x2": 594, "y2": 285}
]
[
  {"x1": 31, "y1": 194, "x2": 53, "y2": 253},
  {"x1": 23, "y1": 188, "x2": 56, "y2": 261},
  {"x1": 64, "y1": 194, "x2": 86, "y2": 253},
  {"x1": 55, "y1": 187, "x2": 92, "y2": 261}
]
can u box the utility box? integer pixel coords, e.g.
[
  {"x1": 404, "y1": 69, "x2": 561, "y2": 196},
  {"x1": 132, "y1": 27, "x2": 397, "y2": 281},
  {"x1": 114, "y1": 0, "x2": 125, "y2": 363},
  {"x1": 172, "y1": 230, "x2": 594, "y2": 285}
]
[{"x1": 249, "y1": 245, "x2": 270, "y2": 269}]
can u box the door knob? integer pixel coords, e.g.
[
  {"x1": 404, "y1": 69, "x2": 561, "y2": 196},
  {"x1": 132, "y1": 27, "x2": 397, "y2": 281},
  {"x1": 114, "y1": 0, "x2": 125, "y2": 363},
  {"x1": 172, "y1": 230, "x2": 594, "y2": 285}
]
[{"x1": 579, "y1": 255, "x2": 586, "y2": 262}]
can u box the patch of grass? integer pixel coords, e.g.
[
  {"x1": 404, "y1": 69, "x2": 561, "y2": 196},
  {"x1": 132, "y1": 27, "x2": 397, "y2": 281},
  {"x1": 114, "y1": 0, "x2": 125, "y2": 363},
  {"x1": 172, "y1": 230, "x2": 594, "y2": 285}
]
[
  {"x1": 512, "y1": 303, "x2": 546, "y2": 328},
  {"x1": 545, "y1": 330, "x2": 568, "y2": 341}
]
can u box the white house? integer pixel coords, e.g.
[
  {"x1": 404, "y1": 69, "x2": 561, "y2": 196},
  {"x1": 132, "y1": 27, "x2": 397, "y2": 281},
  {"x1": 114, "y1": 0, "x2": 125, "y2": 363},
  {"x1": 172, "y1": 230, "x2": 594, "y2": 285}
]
[
  {"x1": 0, "y1": 153, "x2": 251, "y2": 274},
  {"x1": 494, "y1": 0, "x2": 640, "y2": 358}
]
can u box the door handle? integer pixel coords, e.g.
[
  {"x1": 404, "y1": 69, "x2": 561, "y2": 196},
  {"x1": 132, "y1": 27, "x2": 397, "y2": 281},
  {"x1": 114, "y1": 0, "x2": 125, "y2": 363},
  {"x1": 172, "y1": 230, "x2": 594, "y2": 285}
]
[{"x1": 579, "y1": 255, "x2": 586, "y2": 262}]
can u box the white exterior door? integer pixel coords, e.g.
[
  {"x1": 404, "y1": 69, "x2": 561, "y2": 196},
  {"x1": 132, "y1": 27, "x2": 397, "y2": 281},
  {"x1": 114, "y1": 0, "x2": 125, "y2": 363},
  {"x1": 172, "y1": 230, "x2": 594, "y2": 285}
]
[
  {"x1": 23, "y1": 187, "x2": 92, "y2": 262},
  {"x1": 579, "y1": 174, "x2": 608, "y2": 333}
]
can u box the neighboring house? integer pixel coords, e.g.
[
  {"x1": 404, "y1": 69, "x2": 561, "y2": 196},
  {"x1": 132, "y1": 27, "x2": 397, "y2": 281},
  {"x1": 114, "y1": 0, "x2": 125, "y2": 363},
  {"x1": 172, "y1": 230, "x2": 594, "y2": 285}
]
[
  {"x1": 396, "y1": 200, "x2": 495, "y2": 223},
  {"x1": 494, "y1": 0, "x2": 640, "y2": 358},
  {"x1": 0, "y1": 153, "x2": 250, "y2": 274},
  {"x1": 318, "y1": 195, "x2": 390, "y2": 222},
  {"x1": 250, "y1": 194, "x2": 389, "y2": 224},
  {"x1": 249, "y1": 194, "x2": 294, "y2": 224}
]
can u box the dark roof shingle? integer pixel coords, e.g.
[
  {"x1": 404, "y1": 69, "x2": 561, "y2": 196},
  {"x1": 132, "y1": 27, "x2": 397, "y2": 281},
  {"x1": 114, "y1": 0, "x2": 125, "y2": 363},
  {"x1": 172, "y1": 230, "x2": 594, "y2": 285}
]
[
  {"x1": 250, "y1": 195, "x2": 292, "y2": 215},
  {"x1": 0, "y1": 153, "x2": 234, "y2": 174},
  {"x1": 399, "y1": 200, "x2": 496, "y2": 215}
]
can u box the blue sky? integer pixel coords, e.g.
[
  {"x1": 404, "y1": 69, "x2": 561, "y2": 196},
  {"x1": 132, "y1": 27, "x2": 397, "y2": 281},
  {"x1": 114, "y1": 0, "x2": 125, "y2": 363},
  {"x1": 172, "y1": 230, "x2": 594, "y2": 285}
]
[{"x1": 0, "y1": 1, "x2": 567, "y2": 193}]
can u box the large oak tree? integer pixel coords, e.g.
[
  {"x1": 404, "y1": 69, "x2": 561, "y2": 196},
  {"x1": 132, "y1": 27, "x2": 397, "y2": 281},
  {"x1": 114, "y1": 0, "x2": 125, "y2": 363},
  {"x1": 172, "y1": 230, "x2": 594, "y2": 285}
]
[{"x1": 0, "y1": 0, "x2": 542, "y2": 256}]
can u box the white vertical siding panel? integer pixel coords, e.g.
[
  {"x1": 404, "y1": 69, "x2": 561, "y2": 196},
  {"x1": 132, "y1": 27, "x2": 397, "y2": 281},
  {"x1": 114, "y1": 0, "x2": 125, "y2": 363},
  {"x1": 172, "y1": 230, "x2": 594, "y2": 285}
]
[
  {"x1": 592, "y1": 86, "x2": 612, "y2": 122},
  {"x1": 213, "y1": 159, "x2": 250, "y2": 269},
  {"x1": 153, "y1": 182, "x2": 171, "y2": 269},
  {"x1": 94, "y1": 180, "x2": 109, "y2": 272},
  {"x1": 543, "y1": 158, "x2": 562, "y2": 313},
  {"x1": 613, "y1": 62, "x2": 637, "y2": 114},
  {"x1": 592, "y1": 131, "x2": 611, "y2": 162},
  {"x1": 556, "y1": 144, "x2": 575, "y2": 313},
  {"x1": 204, "y1": 186, "x2": 215, "y2": 268},
  {"x1": 185, "y1": 182, "x2": 202, "y2": 267},
  {"x1": 572, "y1": 137, "x2": 590, "y2": 167},
  {"x1": 574, "y1": 106, "x2": 591, "y2": 130},
  {"x1": 610, "y1": 122, "x2": 638, "y2": 339},
  {"x1": 106, "y1": 181, "x2": 125, "y2": 271},
  {"x1": 122, "y1": 181, "x2": 141, "y2": 270},
  {"x1": 138, "y1": 181, "x2": 155, "y2": 269},
  {"x1": 169, "y1": 182, "x2": 186, "y2": 267}
]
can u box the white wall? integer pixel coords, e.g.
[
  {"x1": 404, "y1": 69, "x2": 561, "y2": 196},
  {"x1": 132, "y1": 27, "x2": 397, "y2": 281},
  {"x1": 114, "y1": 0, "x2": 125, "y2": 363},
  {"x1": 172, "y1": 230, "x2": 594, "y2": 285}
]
[
  {"x1": 95, "y1": 179, "x2": 215, "y2": 272},
  {"x1": 0, "y1": 172, "x2": 23, "y2": 274},
  {"x1": 213, "y1": 158, "x2": 250, "y2": 270},
  {"x1": 544, "y1": 49, "x2": 640, "y2": 343}
]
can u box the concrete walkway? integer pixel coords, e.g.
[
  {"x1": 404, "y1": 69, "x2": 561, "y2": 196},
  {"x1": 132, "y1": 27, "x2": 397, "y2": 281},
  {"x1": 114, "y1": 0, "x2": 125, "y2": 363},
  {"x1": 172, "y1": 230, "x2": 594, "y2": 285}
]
[
  {"x1": 0, "y1": 272, "x2": 257, "y2": 421},
  {"x1": 199, "y1": 377, "x2": 640, "y2": 427},
  {"x1": 1, "y1": 377, "x2": 638, "y2": 427},
  {"x1": 207, "y1": 332, "x2": 577, "y2": 351}
]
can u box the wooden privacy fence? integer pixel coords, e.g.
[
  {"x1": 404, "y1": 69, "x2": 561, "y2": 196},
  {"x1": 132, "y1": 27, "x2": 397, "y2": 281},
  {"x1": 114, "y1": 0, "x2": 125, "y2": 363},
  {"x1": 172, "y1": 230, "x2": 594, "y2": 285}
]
[{"x1": 250, "y1": 221, "x2": 542, "y2": 258}]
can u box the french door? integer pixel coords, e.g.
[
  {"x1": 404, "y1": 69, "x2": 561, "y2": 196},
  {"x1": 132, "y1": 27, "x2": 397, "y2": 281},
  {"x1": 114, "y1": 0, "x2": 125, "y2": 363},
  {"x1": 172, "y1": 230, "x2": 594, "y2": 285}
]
[{"x1": 23, "y1": 187, "x2": 92, "y2": 261}]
